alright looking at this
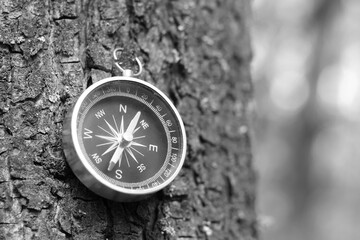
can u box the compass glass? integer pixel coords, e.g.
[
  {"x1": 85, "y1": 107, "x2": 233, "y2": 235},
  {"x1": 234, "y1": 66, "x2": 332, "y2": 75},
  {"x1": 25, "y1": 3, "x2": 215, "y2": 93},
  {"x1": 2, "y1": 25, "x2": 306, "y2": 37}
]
[{"x1": 74, "y1": 78, "x2": 185, "y2": 191}]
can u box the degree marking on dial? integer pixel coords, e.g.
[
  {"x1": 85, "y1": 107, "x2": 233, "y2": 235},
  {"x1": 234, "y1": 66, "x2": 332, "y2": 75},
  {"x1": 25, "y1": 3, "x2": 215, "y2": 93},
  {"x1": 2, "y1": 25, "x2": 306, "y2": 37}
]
[
  {"x1": 168, "y1": 163, "x2": 175, "y2": 168},
  {"x1": 172, "y1": 147, "x2": 179, "y2": 150},
  {"x1": 169, "y1": 130, "x2": 175, "y2": 133},
  {"x1": 161, "y1": 113, "x2": 167, "y2": 118}
]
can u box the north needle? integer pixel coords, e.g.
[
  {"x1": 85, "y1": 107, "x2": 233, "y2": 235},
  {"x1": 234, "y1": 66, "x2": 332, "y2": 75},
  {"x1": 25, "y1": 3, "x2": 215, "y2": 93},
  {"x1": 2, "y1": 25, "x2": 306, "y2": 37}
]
[
  {"x1": 123, "y1": 111, "x2": 141, "y2": 142},
  {"x1": 107, "y1": 111, "x2": 141, "y2": 171}
]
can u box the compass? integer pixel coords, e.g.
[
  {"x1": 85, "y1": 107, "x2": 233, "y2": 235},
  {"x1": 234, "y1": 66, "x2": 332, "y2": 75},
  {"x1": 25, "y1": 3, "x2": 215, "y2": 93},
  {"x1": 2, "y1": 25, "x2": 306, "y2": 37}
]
[{"x1": 63, "y1": 50, "x2": 186, "y2": 201}]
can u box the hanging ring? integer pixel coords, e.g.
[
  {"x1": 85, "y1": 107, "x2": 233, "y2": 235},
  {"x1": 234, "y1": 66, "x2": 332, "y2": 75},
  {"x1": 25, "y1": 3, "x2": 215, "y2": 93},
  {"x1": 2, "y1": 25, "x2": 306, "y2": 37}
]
[{"x1": 113, "y1": 48, "x2": 143, "y2": 77}]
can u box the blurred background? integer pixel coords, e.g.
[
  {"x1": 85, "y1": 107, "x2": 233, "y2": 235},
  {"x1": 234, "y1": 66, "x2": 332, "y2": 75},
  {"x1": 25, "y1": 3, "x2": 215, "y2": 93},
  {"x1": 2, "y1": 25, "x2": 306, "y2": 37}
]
[{"x1": 252, "y1": 0, "x2": 360, "y2": 239}]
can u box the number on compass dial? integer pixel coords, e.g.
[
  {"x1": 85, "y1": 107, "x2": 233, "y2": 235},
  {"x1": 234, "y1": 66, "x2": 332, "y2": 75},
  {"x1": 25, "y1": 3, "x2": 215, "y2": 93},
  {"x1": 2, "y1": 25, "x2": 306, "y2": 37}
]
[{"x1": 77, "y1": 80, "x2": 184, "y2": 190}]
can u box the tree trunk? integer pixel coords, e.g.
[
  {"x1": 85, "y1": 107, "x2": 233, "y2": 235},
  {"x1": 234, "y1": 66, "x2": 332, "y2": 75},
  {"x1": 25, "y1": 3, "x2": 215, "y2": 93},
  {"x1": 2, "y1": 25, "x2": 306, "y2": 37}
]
[{"x1": 0, "y1": 0, "x2": 256, "y2": 239}]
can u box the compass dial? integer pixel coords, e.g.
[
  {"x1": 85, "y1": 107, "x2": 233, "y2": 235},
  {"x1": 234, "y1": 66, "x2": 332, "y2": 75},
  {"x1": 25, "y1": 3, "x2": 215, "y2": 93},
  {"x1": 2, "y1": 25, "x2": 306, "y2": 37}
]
[{"x1": 63, "y1": 77, "x2": 186, "y2": 201}]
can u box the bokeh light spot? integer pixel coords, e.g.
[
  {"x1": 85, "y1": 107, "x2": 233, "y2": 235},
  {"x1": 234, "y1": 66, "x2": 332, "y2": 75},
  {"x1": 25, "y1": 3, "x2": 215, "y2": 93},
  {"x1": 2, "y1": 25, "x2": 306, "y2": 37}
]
[{"x1": 270, "y1": 71, "x2": 309, "y2": 113}]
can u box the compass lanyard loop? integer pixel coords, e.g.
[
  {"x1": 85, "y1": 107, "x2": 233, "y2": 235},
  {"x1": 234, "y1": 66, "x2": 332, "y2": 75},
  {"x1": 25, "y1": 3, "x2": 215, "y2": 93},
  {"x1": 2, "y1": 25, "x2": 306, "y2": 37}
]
[{"x1": 113, "y1": 48, "x2": 143, "y2": 77}]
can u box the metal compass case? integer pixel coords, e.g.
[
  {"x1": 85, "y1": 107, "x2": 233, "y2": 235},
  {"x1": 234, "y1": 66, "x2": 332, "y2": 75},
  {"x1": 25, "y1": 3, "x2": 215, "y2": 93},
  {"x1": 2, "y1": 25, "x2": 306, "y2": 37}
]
[{"x1": 63, "y1": 49, "x2": 187, "y2": 202}]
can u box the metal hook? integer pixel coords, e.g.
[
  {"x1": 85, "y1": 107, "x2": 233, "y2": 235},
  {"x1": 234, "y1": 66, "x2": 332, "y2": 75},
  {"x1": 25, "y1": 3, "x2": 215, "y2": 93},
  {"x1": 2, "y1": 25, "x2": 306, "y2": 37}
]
[{"x1": 113, "y1": 48, "x2": 143, "y2": 77}]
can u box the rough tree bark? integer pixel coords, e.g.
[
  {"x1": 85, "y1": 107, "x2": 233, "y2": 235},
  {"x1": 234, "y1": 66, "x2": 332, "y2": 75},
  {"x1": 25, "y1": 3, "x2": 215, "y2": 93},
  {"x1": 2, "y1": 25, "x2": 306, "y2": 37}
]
[{"x1": 0, "y1": 0, "x2": 255, "y2": 239}]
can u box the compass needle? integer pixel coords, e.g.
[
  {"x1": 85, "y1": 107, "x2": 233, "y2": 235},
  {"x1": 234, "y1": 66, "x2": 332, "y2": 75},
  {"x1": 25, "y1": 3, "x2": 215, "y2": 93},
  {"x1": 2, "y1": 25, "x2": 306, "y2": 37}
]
[
  {"x1": 102, "y1": 142, "x2": 118, "y2": 156},
  {"x1": 118, "y1": 152, "x2": 123, "y2": 168},
  {"x1": 108, "y1": 146, "x2": 125, "y2": 171},
  {"x1": 123, "y1": 111, "x2": 141, "y2": 142}
]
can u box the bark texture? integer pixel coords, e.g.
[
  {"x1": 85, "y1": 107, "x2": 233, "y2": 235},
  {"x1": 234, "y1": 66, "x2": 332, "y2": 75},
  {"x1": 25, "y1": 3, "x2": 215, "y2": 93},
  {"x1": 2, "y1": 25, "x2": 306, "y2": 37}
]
[{"x1": 0, "y1": 0, "x2": 255, "y2": 239}]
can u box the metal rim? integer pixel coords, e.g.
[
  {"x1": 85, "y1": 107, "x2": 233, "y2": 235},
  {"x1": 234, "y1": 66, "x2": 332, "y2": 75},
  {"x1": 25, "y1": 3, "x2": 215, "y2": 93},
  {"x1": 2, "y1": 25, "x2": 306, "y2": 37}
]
[{"x1": 71, "y1": 76, "x2": 187, "y2": 196}]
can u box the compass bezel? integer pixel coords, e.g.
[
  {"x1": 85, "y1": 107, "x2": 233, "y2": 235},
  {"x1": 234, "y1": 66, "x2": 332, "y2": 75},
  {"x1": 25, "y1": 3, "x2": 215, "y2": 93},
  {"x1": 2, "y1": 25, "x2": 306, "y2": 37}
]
[{"x1": 63, "y1": 76, "x2": 187, "y2": 201}]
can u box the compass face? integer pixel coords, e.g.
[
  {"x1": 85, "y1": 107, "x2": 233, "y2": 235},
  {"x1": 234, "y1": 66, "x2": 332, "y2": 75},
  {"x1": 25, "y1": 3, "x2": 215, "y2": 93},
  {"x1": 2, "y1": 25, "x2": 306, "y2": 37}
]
[{"x1": 66, "y1": 77, "x2": 186, "y2": 199}]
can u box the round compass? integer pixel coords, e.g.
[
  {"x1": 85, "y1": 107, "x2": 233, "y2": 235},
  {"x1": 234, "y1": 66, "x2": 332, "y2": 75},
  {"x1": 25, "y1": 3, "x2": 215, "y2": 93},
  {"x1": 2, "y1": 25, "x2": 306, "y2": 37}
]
[{"x1": 63, "y1": 70, "x2": 186, "y2": 202}]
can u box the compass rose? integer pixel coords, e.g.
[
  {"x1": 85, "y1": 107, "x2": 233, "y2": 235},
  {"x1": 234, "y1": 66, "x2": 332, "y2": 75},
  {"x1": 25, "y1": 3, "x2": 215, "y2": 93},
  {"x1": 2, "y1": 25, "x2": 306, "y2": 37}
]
[{"x1": 95, "y1": 111, "x2": 146, "y2": 170}]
